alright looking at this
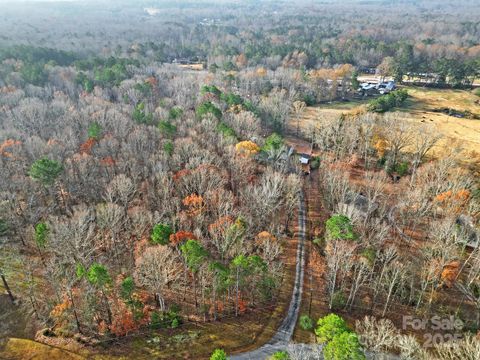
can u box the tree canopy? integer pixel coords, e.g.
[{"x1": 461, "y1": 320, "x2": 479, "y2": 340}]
[
  {"x1": 29, "y1": 158, "x2": 63, "y2": 186},
  {"x1": 151, "y1": 224, "x2": 173, "y2": 245},
  {"x1": 325, "y1": 215, "x2": 356, "y2": 242}
]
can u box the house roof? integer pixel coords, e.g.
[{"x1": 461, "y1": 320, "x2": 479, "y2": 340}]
[{"x1": 298, "y1": 153, "x2": 311, "y2": 164}]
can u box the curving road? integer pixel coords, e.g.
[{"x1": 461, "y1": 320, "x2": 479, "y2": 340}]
[{"x1": 231, "y1": 191, "x2": 307, "y2": 360}]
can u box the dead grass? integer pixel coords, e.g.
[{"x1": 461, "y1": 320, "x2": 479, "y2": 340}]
[
  {"x1": 407, "y1": 87, "x2": 479, "y2": 112},
  {"x1": 395, "y1": 87, "x2": 480, "y2": 173},
  {"x1": 176, "y1": 63, "x2": 204, "y2": 71},
  {"x1": 0, "y1": 338, "x2": 87, "y2": 360},
  {"x1": 288, "y1": 100, "x2": 362, "y2": 137},
  {"x1": 288, "y1": 87, "x2": 480, "y2": 172}
]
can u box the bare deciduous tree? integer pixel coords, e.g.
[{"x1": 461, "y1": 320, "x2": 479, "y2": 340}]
[
  {"x1": 382, "y1": 112, "x2": 414, "y2": 169},
  {"x1": 134, "y1": 245, "x2": 181, "y2": 311},
  {"x1": 355, "y1": 316, "x2": 399, "y2": 354}
]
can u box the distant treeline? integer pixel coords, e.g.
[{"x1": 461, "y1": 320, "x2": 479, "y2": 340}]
[{"x1": 0, "y1": 45, "x2": 79, "y2": 66}]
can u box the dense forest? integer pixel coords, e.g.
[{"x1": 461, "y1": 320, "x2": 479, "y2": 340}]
[
  {"x1": 0, "y1": 1, "x2": 479, "y2": 359},
  {"x1": 1, "y1": 0, "x2": 479, "y2": 86}
]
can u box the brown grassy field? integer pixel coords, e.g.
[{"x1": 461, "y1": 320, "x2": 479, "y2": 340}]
[
  {"x1": 289, "y1": 100, "x2": 361, "y2": 136},
  {"x1": 401, "y1": 88, "x2": 480, "y2": 155},
  {"x1": 176, "y1": 63, "x2": 205, "y2": 71},
  {"x1": 289, "y1": 87, "x2": 480, "y2": 170},
  {"x1": 0, "y1": 338, "x2": 88, "y2": 360}
]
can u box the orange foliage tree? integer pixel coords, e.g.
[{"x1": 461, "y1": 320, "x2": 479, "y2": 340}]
[
  {"x1": 170, "y1": 230, "x2": 197, "y2": 247},
  {"x1": 256, "y1": 67, "x2": 267, "y2": 77},
  {"x1": 238, "y1": 297, "x2": 247, "y2": 314},
  {"x1": 100, "y1": 156, "x2": 116, "y2": 167},
  {"x1": 236, "y1": 53, "x2": 248, "y2": 69},
  {"x1": 255, "y1": 231, "x2": 276, "y2": 245},
  {"x1": 79, "y1": 138, "x2": 96, "y2": 155},
  {"x1": 441, "y1": 261, "x2": 461, "y2": 288},
  {"x1": 110, "y1": 299, "x2": 138, "y2": 336},
  {"x1": 145, "y1": 76, "x2": 158, "y2": 87},
  {"x1": 208, "y1": 215, "x2": 234, "y2": 234},
  {"x1": 173, "y1": 168, "x2": 191, "y2": 182},
  {"x1": 235, "y1": 140, "x2": 260, "y2": 156},
  {"x1": 50, "y1": 295, "x2": 71, "y2": 322},
  {"x1": 183, "y1": 194, "x2": 205, "y2": 215},
  {"x1": 435, "y1": 189, "x2": 470, "y2": 213},
  {"x1": 0, "y1": 139, "x2": 21, "y2": 158},
  {"x1": 373, "y1": 135, "x2": 388, "y2": 159}
]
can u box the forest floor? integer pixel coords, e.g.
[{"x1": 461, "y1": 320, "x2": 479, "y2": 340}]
[
  {"x1": 1, "y1": 201, "x2": 300, "y2": 360},
  {"x1": 101, "y1": 196, "x2": 300, "y2": 359},
  {"x1": 0, "y1": 295, "x2": 36, "y2": 344}
]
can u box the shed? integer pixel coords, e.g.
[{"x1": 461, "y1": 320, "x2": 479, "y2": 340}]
[{"x1": 298, "y1": 153, "x2": 311, "y2": 165}]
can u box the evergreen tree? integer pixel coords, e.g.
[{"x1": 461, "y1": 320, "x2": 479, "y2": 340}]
[{"x1": 29, "y1": 158, "x2": 63, "y2": 186}]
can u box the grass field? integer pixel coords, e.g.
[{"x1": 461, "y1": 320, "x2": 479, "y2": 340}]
[
  {"x1": 176, "y1": 63, "x2": 205, "y2": 71},
  {"x1": 288, "y1": 99, "x2": 361, "y2": 138},
  {"x1": 0, "y1": 338, "x2": 86, "y2": 360},
  {"x1": 399, "y1": 87, "x2": 480, "y2": 164},
  {"x1": 288, "y1": 87, "x2": 480, "y2": 169}
]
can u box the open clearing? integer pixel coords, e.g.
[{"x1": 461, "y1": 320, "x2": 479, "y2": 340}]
[
  {"x1": 289, "y1": 87, "x2": 480, "y2": 170},
  {"x1": 403, "y1": 87, "x2": 480, "y2": 148}
]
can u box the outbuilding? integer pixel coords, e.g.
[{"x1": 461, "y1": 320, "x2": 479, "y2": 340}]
[{"x1": 298, "y1": 153, "x2": 311, "y2": 165}]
